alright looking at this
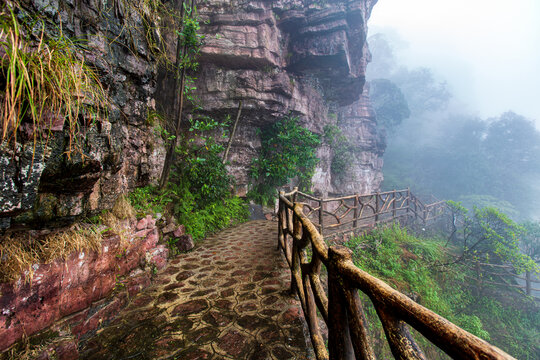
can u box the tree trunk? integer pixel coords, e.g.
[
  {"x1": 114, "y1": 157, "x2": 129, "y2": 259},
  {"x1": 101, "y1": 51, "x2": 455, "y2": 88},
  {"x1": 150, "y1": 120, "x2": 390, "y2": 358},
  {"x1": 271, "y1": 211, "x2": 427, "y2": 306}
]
[
  {"x1": 222, "y1": 100, "x2": 243, "y2": 163},
  {"x1": 159, "y1": 0, "x2": 195, "y2": 189}
]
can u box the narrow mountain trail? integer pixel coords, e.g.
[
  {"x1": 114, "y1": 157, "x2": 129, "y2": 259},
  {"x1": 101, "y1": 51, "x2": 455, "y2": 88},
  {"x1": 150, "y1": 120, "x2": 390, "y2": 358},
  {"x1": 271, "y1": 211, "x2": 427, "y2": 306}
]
[{"x1": 78, "y1": 220, "x2": 311, "y2": 359}]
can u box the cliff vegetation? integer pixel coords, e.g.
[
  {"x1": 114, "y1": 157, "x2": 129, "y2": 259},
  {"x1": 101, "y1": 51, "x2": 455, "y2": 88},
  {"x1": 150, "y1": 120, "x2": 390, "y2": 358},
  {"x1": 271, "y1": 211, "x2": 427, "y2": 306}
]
[{"x1": 346, "y1": 217, "x2": 539, "y2": 359}]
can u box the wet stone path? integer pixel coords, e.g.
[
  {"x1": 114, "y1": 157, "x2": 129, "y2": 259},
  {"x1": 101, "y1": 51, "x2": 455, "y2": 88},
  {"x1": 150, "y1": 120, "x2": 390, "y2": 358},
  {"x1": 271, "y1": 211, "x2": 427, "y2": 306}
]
[{"x1": 79, "y1": 220, "x2": 311, "y2": 359}]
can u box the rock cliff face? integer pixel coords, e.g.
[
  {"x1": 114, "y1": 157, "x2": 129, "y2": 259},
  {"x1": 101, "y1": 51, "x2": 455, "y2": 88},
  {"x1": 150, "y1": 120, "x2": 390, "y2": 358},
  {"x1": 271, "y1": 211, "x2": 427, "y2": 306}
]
[
  {"x1": 0, "y1": 0, "x2": 167, "y2": 229},
  {"x1": 191, "y1": 0, "x2": 385, "y2": 196},
  {"x1": 0, "y1": 216, "x2": 168, "y2": 352},
  {"x1": 334, "y1": 84, "x2": 385, "y2": 194},
  {"x1": 0, "y1": 0, "x2": 384, "y2": 228}
]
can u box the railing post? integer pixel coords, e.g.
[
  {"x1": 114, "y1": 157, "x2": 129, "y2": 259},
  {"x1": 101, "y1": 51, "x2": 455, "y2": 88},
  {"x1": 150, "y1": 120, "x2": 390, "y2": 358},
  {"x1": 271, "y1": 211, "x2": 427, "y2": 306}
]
[
  {"x1": 353, "y1": 194, "x2": 359, "y2": 229},
  {"x1": 290, "y1": 212, "x2": 303, "y2": 296},
  {"x1": 292, "y1": 186, "x2": 298, "y2": 203},
  {"x1": 319, "y1": 199, "x2": 324, "y2": 236},
  {"x1": 406, "y1": 188, "x2": 411, "y2": 217},
  {"x1": 277, "y1": 192, "x2": 284, "y2": 251},
  {"x1": 328, "y1": 246, "x2": 354, "y2": 360},
  {"x1": 374, "y1": 193, "x2": 379, "y2": 224},
  {"x1": 392, "y1": 190, "x2": 397, "y2": 219},
  {"x1": 376, "y1": 310, "x2": 426, "y2": 360},
  {"x1": 414, "y1": 195, "x2": 421, "y2": 223},
  {"x1": 526, "y1": 270, "x2": 531, "y2": 296},
  {"x1": 342, "y1": 287, "x2": 376, "y2": 360}
]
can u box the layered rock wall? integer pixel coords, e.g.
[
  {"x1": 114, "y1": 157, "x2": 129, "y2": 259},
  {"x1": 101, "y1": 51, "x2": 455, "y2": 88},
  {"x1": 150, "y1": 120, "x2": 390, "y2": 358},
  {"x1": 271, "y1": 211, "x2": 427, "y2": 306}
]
[
  {"x1": 0, "y1": 217, "x2": 168, "y2": 352},
  {"x1": 334, "y1": 84, "x2": 386, "y2": 194},
  {"x1": 0, "y1": 0, "x2": 167, "y2": 229},
  {"x1": 193, "y1": 0, "x2": 385, "y2": 196}
]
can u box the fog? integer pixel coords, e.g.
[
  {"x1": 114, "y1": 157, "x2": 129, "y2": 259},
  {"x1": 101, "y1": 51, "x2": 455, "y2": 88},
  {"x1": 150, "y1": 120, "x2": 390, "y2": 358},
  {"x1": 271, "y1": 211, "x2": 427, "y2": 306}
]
[
  {"x1": 365, "y1": 0, "x2": 540, "y2": 220},
  {"x1": 368, "y1": 0, "x2": 540, "y2": 126}
]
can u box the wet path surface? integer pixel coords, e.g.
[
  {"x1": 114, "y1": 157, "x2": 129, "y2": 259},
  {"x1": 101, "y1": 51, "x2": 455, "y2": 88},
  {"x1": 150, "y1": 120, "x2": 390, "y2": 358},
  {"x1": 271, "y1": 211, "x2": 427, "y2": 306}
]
[{"x1": 79, "y1": 220, "x2": 311, "y2": 359}]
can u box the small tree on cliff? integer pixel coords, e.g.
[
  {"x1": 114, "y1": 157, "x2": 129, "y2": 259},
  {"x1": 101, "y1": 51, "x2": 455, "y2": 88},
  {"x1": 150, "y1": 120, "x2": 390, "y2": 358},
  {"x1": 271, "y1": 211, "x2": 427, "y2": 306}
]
[
  {"x1": 370, "y1": 78, "x2": 410, "y2": 130},
  {"x1": 446, "y1": 201, "x2": 538, "y2": 275},
  {"x1": 249, "y1": 115, "x2": 320, "y2": 205},
  {"x1": 159, "y1": 0, "x2": 203, "y2": 189}
]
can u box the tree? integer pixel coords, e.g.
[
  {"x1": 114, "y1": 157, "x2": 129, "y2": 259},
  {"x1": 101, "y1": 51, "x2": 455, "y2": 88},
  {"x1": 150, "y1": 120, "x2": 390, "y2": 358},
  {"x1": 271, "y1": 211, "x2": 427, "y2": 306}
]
[
  {"x1": 370, "y1": 79, "x2": 410, "y2": 130},
  {"x1": 482, "y1": 112, "x2": 540, "y2": 216},
  {"x1": 446, "y1": 202, "x2": 537, "y2": 273},
  {"x1": 521, "y1": 221, "x2": 540, "y2": 263},
  {"x1": 367, "y1": 33, "x2": 398, "y2": 79},
  {"x1": 392, "y1": 67, "x2": 451, "y2": 114},
  {"x1": 249, "y1": 116, "x2": 320, "y2": 204},
  {"x1": 483, "y1": 112, "x2": 540, "y2": 171}
]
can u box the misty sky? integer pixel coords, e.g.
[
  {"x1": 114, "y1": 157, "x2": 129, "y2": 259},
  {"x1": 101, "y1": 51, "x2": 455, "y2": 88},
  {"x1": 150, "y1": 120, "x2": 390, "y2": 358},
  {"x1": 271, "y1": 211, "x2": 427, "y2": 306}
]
[{"x1": 368, "y1": 0, "x2": 540, "y2": 125}]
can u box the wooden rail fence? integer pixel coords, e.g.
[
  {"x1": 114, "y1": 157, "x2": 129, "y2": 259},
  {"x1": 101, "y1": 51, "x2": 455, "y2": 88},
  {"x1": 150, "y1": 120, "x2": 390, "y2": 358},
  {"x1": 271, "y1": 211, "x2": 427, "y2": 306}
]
[
  {"x1": 292, "y1": 188, "x2": 446, "y2": 239},
  {"x1": 277, "y1": 188, "x2": 515, "y2": 360},
  {"x1": 293, "y1": 189, "x2": 539, "y2": 298}
]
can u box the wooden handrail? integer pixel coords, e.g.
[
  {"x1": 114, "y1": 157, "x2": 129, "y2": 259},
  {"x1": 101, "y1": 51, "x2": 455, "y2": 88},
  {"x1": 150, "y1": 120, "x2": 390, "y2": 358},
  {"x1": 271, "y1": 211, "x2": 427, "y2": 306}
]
[
  {"x1": 292, "y1": 189, "x2": 411, "y2": 203},
  {"x1": 277, "y1": 190, "x2": 516, "y2": 360}
]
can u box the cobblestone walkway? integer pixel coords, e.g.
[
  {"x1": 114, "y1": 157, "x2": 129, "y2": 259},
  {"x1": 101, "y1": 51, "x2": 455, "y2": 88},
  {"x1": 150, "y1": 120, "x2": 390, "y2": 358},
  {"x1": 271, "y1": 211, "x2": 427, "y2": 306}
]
[{"x1": 79, "y1": 220, "x2": 311, "y2": 359}]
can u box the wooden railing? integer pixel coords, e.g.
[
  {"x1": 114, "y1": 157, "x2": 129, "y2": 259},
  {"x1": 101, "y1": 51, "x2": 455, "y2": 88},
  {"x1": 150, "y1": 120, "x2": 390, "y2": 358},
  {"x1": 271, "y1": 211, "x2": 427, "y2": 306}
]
[
  {"x1": 292, "y1": 188, "x2": 447, "y2": 239},
  {"x1": 277, "y1": 188, "x2": 515, "y2": 360}
]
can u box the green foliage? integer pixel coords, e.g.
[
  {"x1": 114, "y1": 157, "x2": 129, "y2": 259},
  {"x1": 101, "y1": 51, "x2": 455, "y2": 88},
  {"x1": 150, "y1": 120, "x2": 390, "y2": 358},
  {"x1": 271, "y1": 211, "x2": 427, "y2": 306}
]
[
  {"x1": 323, "y1": 124, "x2": 355, "y2": 177},
  {"x1": 472, "y1": 296, "x2": 540, "y2": 359},
  {"x1": 129, "y1": 183, "x2": 248, "y2": 242},
  {"x1": 177, "y1": 4, "x2": 204, "y2": 71},
  {"x1": 448, "y1": 202, "x2": 537, "y2": 273},
  {"x1": 177, "y1": 197, "x2": 249, "y2": 240},
  {"x1": 473, "y1": 207, "x2": 535, "y2": 272},
  {"x1": 129, "y1": 186, "x2": 172, "y2": 216},
  {"x1": 370, "y1": 78, "x2": 410, "y2": 130},
  {"x1": 173, "y1": 115, "x2": 233, "y2": 208},
  {"x1": 521, "y1": 221, "x2": 540, "y2": 262},
  {"x1": 130, "y1": 113, "x2": 247, "y2": 241},
  {"x1": 249, "y1": 115, "x2": 320, "y2": 204},
  {"x1": 345, "y1": 224, "x2": 539, "y2": 359},
  {"x1": 347, "y1": 225, "x2": 450, "y2": 315},
  {"x1": 0, "y1": 4, "x2": 107, "y2": 156}
]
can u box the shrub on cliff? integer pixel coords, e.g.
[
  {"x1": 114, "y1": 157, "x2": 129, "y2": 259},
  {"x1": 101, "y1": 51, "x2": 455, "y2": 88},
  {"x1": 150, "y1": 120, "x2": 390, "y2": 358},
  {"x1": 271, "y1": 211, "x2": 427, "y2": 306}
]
[
  {"x1": 346, "y1": 224, "x2": 539, "y2": 359},
  {"x1": 131, "y1": 115, "x2": 248, "y2": 240},
  {"x1": 323, "y1": 123, "x2": 355, "y2": 179},
  {"x1": 249, "y1": 115, "x2": 320, "y2": 205}
]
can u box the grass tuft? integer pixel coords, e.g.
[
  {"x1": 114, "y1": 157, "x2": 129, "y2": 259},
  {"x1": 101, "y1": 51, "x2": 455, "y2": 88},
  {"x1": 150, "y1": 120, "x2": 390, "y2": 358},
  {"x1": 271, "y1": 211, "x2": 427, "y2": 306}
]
[
  {"x1": 39, "y1": 225, "x2": 102, "y2": 264},
  {"x1": 0, "y1": 195, "x2": 135, "y2": 283},
  {"x1": 0, "y1": 4, "x2": 107, "y2": 158},
  {"x1": 111, "y1": 194, "x2": 136, "y2": 220},
  {"x1": 101, "y1": 211, "x2": 129, "y2": 248},
  {"x1": 0, "y1": 225, "x2": 102, "y2": 283},
  {"x1": 0, "y1": 235, "x2": 39, "y2": 283}
]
